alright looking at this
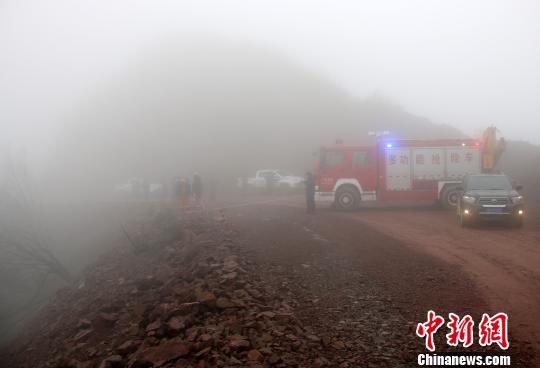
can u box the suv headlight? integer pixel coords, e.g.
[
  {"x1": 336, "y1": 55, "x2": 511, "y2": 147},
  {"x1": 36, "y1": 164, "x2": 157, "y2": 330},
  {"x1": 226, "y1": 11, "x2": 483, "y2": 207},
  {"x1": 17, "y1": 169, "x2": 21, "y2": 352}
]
[
  {"x1": 462, "y1": 195, "x2": 476, "y2": 204},
  {"x1": 511, "y1": 195, "x2": 524, "y2": 204}
]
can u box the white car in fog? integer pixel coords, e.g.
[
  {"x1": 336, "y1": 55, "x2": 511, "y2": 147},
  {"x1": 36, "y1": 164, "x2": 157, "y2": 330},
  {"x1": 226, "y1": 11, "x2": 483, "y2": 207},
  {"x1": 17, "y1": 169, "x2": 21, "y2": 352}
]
[{"x1": 239, "y1": 170, "x2": 304, "y2": 189}]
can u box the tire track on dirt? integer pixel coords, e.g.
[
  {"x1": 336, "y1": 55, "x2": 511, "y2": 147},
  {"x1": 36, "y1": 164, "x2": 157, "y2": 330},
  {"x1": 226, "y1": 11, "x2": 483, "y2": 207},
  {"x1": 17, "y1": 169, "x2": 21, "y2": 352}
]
[
  {"x1": 346, "y1": 208, "x2": 540, "y2": 357},
  {"x1": 228, "y1": 202, "x2": 536, "y2": 366}
]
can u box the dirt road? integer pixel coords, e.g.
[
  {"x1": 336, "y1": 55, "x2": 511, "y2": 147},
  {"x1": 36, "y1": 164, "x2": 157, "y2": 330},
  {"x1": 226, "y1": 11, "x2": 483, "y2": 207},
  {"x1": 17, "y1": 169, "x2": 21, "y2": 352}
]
[
  {"x1": 3, "y1": 197, "x2": 538, "y2": 367},
  {"x1": 226, "y1": 199, "x2": 539, "y2": 365},
  {"x1": 344, "y1": 206, "x2": 540, "y2": 352}
]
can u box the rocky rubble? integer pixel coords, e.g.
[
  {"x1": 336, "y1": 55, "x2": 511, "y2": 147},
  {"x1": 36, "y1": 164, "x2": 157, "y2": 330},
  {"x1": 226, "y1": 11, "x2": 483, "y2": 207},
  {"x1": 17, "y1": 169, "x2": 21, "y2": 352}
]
[
  {"x1": 2, "y1": 211, "x2": 379, "y2": 368},
  {"x1": 3, "y1": 207, "x2": 534, "y2": 368}
]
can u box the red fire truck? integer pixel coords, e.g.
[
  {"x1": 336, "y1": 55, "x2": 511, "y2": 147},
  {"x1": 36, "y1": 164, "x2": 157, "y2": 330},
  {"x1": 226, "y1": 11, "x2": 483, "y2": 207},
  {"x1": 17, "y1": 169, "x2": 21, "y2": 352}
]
[{"x1": 315, "y1": 138, "x2": 489, "y2": 210}]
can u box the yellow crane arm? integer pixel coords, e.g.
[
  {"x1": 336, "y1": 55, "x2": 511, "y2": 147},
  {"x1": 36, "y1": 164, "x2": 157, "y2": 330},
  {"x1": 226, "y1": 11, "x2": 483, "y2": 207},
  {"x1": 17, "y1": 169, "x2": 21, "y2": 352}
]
[{"x1": 481, "y1": 126, "x2": 505, "y2": 172}]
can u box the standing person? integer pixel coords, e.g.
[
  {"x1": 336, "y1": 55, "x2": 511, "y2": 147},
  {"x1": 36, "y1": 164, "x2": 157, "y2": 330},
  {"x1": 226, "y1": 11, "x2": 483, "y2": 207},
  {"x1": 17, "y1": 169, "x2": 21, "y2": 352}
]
[
  {"x1": 179, "y1": 178, "x2": 191, "y2": 208},
  {"x1": 192, "y1": 172, "x2": 203, "y2": 207},
  {"x1": 305, "y1": 172, "x2": 316, "y2": 214}
]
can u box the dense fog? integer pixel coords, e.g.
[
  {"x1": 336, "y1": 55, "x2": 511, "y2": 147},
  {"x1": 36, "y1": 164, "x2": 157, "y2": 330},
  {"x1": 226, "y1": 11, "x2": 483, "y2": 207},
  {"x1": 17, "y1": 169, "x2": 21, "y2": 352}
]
[
  {"x1": 1, "y1": 0, "x2": 539, "y2": 347},
  {"x1": 40, "y1": 37, "x2": 467, "y2": 201}
]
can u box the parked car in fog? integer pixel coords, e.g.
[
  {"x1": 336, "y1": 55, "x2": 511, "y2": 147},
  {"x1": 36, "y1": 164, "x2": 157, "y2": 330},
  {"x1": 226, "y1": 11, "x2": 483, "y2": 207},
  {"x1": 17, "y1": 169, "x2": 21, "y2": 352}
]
[{"x1": 238, "y1": 170, "x2": 304, "y2": 191}]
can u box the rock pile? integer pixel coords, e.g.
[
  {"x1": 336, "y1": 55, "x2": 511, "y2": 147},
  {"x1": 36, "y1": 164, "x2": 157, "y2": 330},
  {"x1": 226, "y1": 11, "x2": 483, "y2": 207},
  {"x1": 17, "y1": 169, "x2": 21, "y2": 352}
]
[{"x1": 2, "y1": 212, "x2": 352, "y2": 368}]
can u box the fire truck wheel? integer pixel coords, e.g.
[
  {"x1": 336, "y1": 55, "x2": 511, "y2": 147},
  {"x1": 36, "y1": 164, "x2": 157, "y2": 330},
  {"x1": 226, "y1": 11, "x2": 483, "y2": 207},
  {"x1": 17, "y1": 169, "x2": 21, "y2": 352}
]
[
  {"x1": 441, "y1": 186, "x2": 460, "y2": 209},
  {"x1": 335, "y1": 187, "x2": 359, "y2": 210}
]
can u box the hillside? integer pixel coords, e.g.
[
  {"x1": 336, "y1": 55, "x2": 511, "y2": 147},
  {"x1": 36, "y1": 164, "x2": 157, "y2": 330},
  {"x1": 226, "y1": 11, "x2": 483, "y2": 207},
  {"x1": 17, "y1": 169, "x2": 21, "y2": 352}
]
[{"x1": 46, "y1": 37, "x2": 463, "y2": 200}]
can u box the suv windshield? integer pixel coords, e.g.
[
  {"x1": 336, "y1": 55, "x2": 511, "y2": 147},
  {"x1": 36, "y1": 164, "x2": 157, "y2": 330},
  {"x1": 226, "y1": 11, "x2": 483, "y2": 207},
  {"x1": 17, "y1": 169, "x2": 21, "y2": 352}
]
[{"x1": 466, "y1": 176, "x2": 512, "y2": 190}]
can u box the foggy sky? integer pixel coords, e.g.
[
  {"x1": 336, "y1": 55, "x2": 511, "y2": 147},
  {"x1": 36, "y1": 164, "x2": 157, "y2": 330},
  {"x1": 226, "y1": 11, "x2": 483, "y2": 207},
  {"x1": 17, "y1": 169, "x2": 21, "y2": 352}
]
[{"x1": 1, "y1": 0, "x2": 540, "y2": 163}]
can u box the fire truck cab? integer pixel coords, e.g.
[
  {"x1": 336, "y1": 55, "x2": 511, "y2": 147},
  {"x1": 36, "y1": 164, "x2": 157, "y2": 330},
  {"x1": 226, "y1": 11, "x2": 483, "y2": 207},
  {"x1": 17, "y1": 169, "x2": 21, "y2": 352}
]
[{"x1": 315, "y1": 139, "x2": 484, "y2": 210}]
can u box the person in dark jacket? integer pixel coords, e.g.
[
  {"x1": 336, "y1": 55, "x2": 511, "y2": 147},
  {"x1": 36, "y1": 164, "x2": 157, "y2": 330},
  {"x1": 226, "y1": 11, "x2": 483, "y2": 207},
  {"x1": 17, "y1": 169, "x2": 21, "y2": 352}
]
[{"x1": 305, "y1": 172, "x2": 316, "y2": 214}]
